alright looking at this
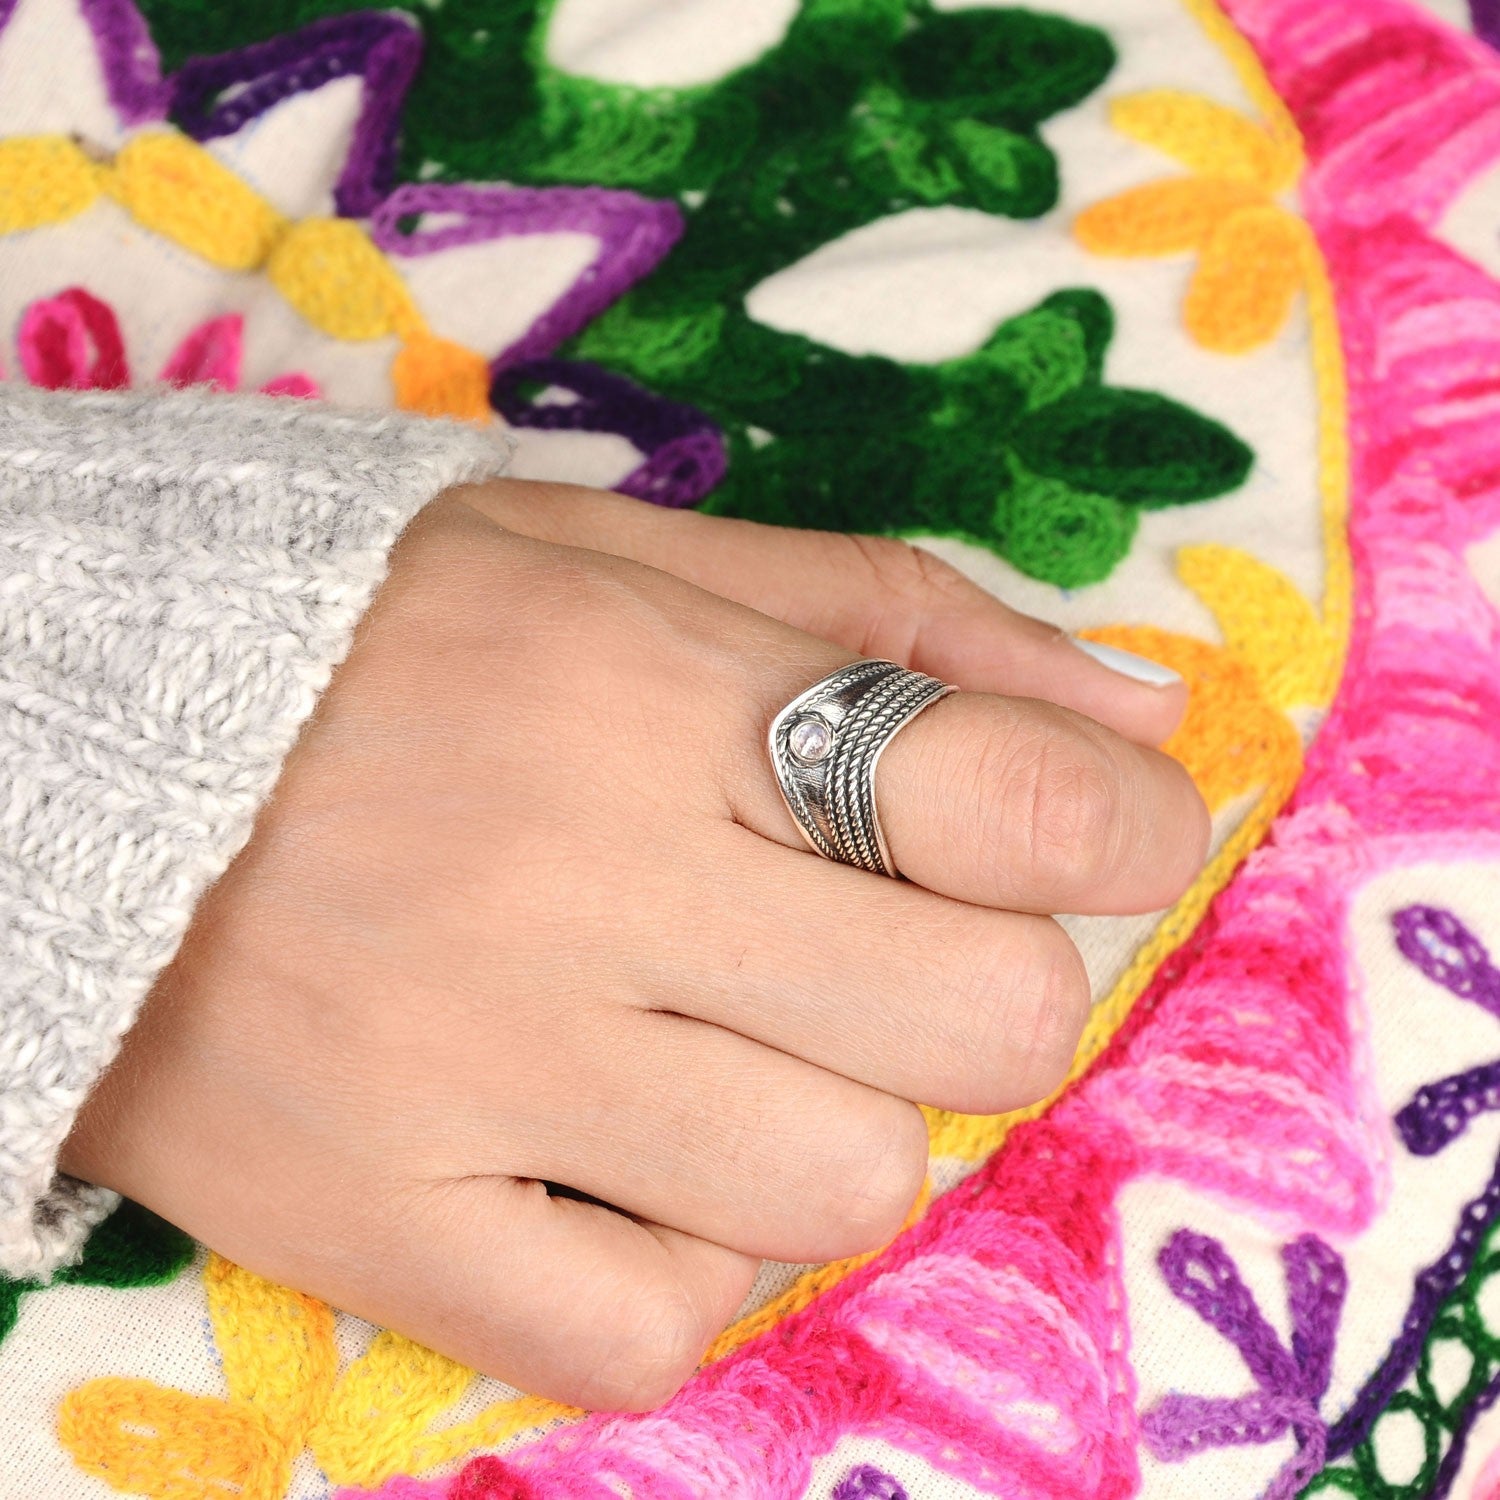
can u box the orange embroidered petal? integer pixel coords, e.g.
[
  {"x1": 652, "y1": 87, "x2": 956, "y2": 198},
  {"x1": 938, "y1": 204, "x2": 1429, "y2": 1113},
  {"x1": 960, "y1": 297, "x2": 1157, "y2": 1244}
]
[
  {"x1": 0, "y1": 136, "x2": 104, "y2": 234},
  {"x1": 1110, "y1": 89, "x2": 1302, "y2": 191},
  {"x1": 1074, "y1": 176, "x2": 1259, "y2": 258},
  {"x1": 110, "y1": 133, "x2": 286, "y2": 270},
  {"x1": 57, "y1": 1378, "x2": 281, "y2": 1500},
  {"x1": 205, "y1": 1254, "x2": 337, "y2": 1442},
  {"x1": 392, "y1": 333, "x2": 495, "y2": 423},
  {"x1": 268, "y1": 217, "x2": 421, "y2": 341},
  {"x1": 1080, "y1": 625, "x2": 1301, "y2": 812},
  {"x1": 1183, "y1": 203, "x2": 1308, "y2": 353}
]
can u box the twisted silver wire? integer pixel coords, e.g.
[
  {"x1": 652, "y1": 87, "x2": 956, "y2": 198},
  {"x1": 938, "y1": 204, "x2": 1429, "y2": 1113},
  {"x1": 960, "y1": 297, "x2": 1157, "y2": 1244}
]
[{"x1": 768, "y1": 659, "x2": 955, "y2": 877}]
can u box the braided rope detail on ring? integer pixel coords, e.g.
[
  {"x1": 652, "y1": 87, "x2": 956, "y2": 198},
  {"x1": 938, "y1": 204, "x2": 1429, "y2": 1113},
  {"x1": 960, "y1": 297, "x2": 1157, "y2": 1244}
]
[{"x1": 828, "y1": 671, "x2": 950, "y2": 872}]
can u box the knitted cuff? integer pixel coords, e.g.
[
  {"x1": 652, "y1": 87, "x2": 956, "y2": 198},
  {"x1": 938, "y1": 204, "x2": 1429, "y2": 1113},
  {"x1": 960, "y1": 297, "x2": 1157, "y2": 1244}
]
[{"x1": 0, "y1": 384, "x2": 513, "y2": 1279}]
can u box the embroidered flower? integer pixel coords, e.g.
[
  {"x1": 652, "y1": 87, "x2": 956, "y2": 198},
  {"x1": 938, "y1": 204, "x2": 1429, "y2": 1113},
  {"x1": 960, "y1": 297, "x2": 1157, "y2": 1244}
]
[
  {"x1": 1073, "y1": 91, "x2": 1311, "y2": 353},
  {"x1": 10, "y1": 285, "x2": 319, "y2": 396},
  {"x1": 1141, "y1": 1229, "x2": 1346, "y2": 1499},
  {"x1": 0, "y1": 0, "x2": 679, "y2": 423},
  {"x1": 59, "y1": 1182, "x2": 933, "y2": 1496}
]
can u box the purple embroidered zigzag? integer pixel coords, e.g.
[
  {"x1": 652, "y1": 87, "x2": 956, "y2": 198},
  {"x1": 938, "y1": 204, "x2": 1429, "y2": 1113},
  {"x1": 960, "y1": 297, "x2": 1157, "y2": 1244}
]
[{"x1": 170, "y1": 12, "x2": 422, "y2": 217}]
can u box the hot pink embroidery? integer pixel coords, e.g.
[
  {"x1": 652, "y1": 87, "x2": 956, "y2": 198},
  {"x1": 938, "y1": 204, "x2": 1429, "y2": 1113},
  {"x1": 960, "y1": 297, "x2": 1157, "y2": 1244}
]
[
  {"x1": 11, "y1": 289, "x2": 320, "y2": 398},
  {"x1": 17, "y1": 287, "x2": 129, "y2": 389}
]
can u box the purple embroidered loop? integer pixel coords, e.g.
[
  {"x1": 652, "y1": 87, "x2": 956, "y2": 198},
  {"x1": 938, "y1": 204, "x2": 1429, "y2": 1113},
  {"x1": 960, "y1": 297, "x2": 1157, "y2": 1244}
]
[
  {"x1": 1142, "y1": 1231, "x2": 1344, "y2": 1500},
  {"x1": 492, "y1": 359, "x2": 726, "y2": 509},
  {"x1": 0, "y1": 0, "x2": 170, "y2": 122},
  {"x1": 832, "y1": 1466, "x2": 909, "y2": 1500},
  {"x1": 1397, "y1": 1059, "x2": 1500, "y2": 1156},
  {"x1": 1472, "y1": 1, "x2": 1500, "y2": 51},
  {"x1": 1394, "y1": 905, "x2": 1500, "y2": 1016},
  {"x1": 1322, "y1": 907, "x2": 1500, "y2": 1460},
  {"x1": 1393, "y1": 908, "x2": 1500, "y2": 1153},
  {"x1": 171, "y1": 12, "x2": 422, "y2": 217},
  {"x1": 370, "y1": 184, "x2": 683, "y2": 368}
]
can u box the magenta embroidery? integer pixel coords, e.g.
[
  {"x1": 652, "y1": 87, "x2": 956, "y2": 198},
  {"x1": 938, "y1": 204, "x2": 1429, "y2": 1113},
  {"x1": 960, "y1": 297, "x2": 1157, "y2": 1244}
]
[
  {"x1": 158, "y1": 313, "x2": 242, "y2": 390},
  {"x1": 14, "y1": 289, "x2": 319, "y2": 399},
  {"x1": 1141, "y1": 1231, "x2": 1345, "y2": 1498},
  {"x1": 18, "y1": 286, "x2": 129, "y2": 389}
]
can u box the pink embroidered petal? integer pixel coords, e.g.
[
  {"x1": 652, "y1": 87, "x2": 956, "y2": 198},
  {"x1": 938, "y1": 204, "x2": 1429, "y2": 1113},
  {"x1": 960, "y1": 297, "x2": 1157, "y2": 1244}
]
[
  {"x1": 159, "y1": 314, "x2": 244, "y2": 391},
  {"x1": 259, "y1": 372, "x2": 321, "y2": 399},
  {"x1": 18, "y1": 287, "x2": 130, "y2": 390}
]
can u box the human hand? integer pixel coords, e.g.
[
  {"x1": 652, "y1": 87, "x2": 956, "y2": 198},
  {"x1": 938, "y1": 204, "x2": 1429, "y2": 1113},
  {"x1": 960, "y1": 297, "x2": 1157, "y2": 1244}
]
[{"x1": 61, "y1": 482, "x2": 1207, "y2": 1412}]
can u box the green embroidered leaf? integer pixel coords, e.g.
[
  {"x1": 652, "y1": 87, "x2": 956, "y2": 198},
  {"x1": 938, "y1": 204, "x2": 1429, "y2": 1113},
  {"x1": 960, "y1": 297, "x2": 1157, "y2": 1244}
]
[
  {"x1": 1000, "y1": 459, "x2": 1139, "y2": 588},
  {"x1": 0, "y1": 1285, "x2": 21, "y2": 1343},
  {"x1": 944, "y1": 120, "x2": 1056, "y2": 216},
  {"x1": 1013, "y1": 388, "x2": 1255, "y2": 505},
  {"x1": 71, "y1": 1200, "x2": 195, "y2": 1290},
  {"x1": 0, "y1": 1200, "x2": 194, "y2": 1347},
  {"x1": 893, "y1": 10, "x2": 1116, "y2": 121},
  {"x1": 972, "y1": 294, "x2": 1111, "y2": 410}
]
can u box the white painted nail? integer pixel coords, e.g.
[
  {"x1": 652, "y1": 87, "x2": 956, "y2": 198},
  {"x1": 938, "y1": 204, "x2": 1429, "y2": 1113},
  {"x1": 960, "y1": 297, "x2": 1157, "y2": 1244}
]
[{"x1": 1070, "y1": 637, "x2": 1183, "y2": 688}]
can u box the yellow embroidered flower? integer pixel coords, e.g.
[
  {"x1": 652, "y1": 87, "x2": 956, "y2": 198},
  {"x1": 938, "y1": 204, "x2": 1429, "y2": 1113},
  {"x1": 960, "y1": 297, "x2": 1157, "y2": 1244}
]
[
  {"x1": 57, "y1": 1254, "x2": 579, "y2": 1500},
  {"x1": 1074, "y1": 91, "x2": 1311, "y2": 353},
  {"x1": 59, "y1": 1184, "x2": 933, "y2": 1498},
  {"x1": 1, "y1": 130, "x2": 493, "y2": 422}
]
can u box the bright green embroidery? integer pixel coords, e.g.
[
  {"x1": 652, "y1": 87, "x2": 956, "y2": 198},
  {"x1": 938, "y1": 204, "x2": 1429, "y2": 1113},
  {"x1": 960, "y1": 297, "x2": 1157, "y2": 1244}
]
[{"x1": 0, "y1": 1200, "x2": 195, "y2": 1344}]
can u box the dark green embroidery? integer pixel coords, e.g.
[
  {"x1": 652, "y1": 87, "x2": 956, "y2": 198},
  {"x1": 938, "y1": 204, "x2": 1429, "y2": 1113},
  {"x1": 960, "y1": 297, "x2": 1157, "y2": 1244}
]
[
  {"x1": 139, "y1": 0, "x2": 1255, "y2": 586},
  {"x1": 0, "y1": 1201, "x2": 195, "y2": 1344},
  {"x1": 595, "y1": 291, "x2": 1251, "y2": 587}
]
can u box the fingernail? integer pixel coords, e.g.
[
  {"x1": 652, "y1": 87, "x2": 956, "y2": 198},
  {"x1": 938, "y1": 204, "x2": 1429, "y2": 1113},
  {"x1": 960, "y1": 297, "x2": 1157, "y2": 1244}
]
[{"x1": 1070, "y1": 637, "x2": 1183, "y2": 688}]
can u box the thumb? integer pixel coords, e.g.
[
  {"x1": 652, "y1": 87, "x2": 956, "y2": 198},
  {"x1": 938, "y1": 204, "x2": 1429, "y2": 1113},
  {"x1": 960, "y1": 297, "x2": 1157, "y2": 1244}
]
[{"x1": 453, "y1": 479, "x2": 1187, "y2": 748}]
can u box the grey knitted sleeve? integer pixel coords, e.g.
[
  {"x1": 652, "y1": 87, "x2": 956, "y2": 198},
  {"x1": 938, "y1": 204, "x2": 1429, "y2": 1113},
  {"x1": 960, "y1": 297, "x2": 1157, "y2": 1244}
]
[{"x1": 0, "y1": 383, "x2": 513, "y2": 1279}]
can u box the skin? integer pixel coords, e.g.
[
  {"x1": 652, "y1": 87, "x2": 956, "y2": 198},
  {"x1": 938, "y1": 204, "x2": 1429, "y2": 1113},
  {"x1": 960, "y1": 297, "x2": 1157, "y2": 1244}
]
[{"x1": 60, "y1": 479, "x2": 1209, "y2": 1413}]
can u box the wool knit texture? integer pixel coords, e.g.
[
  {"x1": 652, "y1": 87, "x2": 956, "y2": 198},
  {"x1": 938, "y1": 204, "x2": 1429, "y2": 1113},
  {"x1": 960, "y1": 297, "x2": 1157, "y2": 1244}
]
[{"x1": 0, "y1": 383, "x2": 512, "y2": 1282}]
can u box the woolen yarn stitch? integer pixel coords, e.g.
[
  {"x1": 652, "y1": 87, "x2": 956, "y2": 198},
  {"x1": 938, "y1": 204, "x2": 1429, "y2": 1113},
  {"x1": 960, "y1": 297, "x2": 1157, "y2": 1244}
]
[{"x1": 0, "y1": 383, "x2": 512, "y2": 1281}]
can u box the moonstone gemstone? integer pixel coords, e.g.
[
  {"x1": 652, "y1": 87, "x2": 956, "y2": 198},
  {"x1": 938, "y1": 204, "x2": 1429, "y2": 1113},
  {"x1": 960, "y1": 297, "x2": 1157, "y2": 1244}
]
[{"x1": 789, "y1": 716, "x2": 833, "y2": 762}]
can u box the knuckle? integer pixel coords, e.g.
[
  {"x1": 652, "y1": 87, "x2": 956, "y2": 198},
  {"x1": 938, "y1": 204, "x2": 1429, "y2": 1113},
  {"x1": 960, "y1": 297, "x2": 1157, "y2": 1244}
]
[
  {"x1": 1004, "y1": 728, "x2": 1123, "y2": 900},
  {"x1": 932, "y1": 923, "x2": 1090, "y2": 1112},
  {"x1": 1003, "y1": 928, "x2": 1093, "y2": 1102},
  {"x1": 843, "y1": 533, "x2": 973, "y2": 607},
  {"x1": 569, "y1": 1283, "x2": 711, "y2": 1412},
  {"x1": 830, "y1": 1101, "x2": 929, "y2": 1248}
]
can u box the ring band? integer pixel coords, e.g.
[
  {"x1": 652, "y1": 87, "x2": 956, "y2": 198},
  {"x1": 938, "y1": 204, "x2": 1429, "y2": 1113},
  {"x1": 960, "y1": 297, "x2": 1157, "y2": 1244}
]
[{"x1": 768, "y1": 659, "x2": 957, "y2": 878}]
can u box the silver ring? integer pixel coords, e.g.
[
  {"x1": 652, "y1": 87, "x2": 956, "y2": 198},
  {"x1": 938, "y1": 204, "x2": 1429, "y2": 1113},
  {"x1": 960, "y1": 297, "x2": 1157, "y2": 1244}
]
[{"x1": 768, "y1": 659, "x2": 957, "y2": 878}]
